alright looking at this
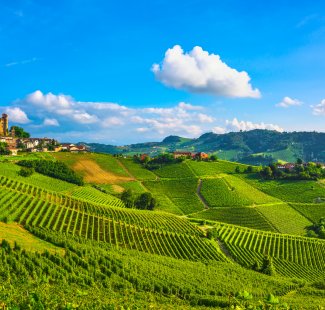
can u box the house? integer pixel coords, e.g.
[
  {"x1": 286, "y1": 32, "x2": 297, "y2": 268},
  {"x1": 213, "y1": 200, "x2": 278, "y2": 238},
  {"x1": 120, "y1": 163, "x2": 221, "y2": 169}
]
[
  {"x1": 277, "y1": 163, "x2": 296, "y2": 171},
  {"x1": 173, "y1": 151, "x2": 193, "y2": 159},
  {"x1": 140, "y1": 154, "x2": 149, "y2": 161},
  {"x1": 195, "y1": 152, "x2": 209, "y2": 160},
  {"x1": 70, "y1": 145, "x2": 88, "y2": 153}
]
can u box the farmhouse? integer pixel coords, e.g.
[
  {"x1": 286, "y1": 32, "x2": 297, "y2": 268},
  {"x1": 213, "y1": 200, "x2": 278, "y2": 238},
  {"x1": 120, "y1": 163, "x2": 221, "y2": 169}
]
[
  {"x1": 195, "y1": 152, "x2": 209, "y2": 160},
  {"x1": 277, "y1": 163, "x2": 295, "y2": 171},
  {"x1": 173, "y1": 151, "x2": 194, "y2": 159}
]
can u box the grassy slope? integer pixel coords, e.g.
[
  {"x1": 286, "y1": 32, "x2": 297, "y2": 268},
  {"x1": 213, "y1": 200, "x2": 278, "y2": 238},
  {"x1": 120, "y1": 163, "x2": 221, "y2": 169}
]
[{"x1": 0, "y1": 222, "x2": 64, "y2": 254}]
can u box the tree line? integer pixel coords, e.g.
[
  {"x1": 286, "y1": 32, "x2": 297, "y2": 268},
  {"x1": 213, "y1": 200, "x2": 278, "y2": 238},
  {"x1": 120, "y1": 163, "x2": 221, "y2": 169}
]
[{"x1": 17, "y1": 159, "x2": 84, "y2": 185}]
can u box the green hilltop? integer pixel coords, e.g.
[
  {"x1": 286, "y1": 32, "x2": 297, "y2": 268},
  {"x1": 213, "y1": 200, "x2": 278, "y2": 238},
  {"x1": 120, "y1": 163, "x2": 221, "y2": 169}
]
[
  {"x1": 82, "y1": 129, "x2": 325, "y2": 165},
  {"x1": 0, "y1": 151, "x2": 324, "y2": 309}
]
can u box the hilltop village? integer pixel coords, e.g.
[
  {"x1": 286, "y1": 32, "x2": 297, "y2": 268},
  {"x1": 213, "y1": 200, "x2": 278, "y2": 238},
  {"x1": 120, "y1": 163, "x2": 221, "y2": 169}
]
[{"x1": 0, "y1": 113, "x2": 87, "y2": 155}]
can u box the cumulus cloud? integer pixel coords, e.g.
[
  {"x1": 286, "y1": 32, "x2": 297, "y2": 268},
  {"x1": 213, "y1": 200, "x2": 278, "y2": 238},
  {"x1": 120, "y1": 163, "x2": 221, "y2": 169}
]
[
  {"x1": 5, "y1": 107, "x2": 30, "y2": 124},
  {"x1": 13, "y1": 90, "x2": 215, "y2": 140},
  {"x1": 152, "y1": 45, "x2": 261, "y2": 98},
  {"x1": 43, "y1": 118, "x2": 59, "y2": 126},
  {"x1": 198, "y1": 113, "x2": 214, "y2": 123},
  {"x1": 225, "y1": 118, "x2": 283, "y2": 132},
  {"x1": 212, "y1": 126, "x2": 226, "y2": 134},
  {"x1": 312, "y1": 99, "x2": 325, "y2": 115},
  {"x1": 25, "y1": 90, "x2": 98, "y2": 124},
  {"x1": 276, "y1": 96, "x2": 302, "y2": 108}
]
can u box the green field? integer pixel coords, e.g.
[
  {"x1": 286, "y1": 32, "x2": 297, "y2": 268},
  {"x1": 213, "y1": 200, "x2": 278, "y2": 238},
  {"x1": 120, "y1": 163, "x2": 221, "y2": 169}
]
[
  {"x1": 241, "y1": 175, "x2": 325, "y2": 203},
  {"x1": 200, "y1": 175, "x2": 278, "y2": 208},
  {"x1": 290, "y1": 203, "x2": 325, "y2": 223},
  {"x1": 189, "y1": 207, "x2": 275, "y2": 231},
  {"x1": 1, "y1": 154, "x2": 325, "y2": 308}
]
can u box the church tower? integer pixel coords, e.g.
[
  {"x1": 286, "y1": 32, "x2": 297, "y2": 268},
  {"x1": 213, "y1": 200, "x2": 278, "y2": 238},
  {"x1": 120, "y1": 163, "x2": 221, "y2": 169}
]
[{"x1": 0, "y1": 114, "x2": 9, "y2": 136}]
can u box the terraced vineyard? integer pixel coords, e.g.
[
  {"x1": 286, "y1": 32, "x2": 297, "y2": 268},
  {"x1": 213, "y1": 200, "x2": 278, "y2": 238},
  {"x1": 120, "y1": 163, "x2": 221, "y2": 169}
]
[
  {"x1": 215, "y1": 222, "x2": 325, "y2": 282},
  {"x1": 187, "y1": 160, "x2": 250, "y2": 176},
  {"x1": 256, "y1": 203, "x2": 312, "y2": 235},
  {"x1": 189, "y1": 207, "x2": 276, "y2": 231},
  {"x1": 200, "y1": 176, "x2": 278, "y2": 208},
  {"x1": 0, "y1": 175, "x2": 226, "y2": 262},
  {"x1": 67, "y1": 186, "x2": 125, "y2": 208},
  {"x1": 289, "y1": 203, "x2": 325, "y2": 223},
  {"x1": 144, "y1": 178, "x2": 204, "y2": 215}
]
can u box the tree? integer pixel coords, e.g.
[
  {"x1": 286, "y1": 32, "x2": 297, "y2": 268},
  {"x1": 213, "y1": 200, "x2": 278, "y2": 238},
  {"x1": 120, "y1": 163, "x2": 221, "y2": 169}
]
[
  {"x1": 0, "y1": 142, "x2": 9, "y2": 155},
  {"x1": 260, "y1": 166, "x2": 273, "y2": 179},
  {"x1": 296, "y1": 158, "x2": 303, "y2": 165},
  {"x1": 209, "y1": 155, "x2": 218, "y2": 161},
  {"x1": 245, "y1": 165, "x2": 254, "y2": 173},
  {"x1": 18, "y1": 167, "x2": 34, "y2": 177},
  {"x1": 121, "y1": 189, "x2": 135, "y2": 208},
  {"x1": 261, "y1": 255, "x2": 276, "y2": 276},
  {"x1": 207, "y1": 228, "x2": 218, "y2": 239},
  {"x1": 235, "y1": 166, "x2": 241, "y2": 173},
  {"x1": 135, "y1": 192, "x2": 156, "y2": 210},
  {"x1": 10, "y1": 126, "x2": 30, "y2": 138}
]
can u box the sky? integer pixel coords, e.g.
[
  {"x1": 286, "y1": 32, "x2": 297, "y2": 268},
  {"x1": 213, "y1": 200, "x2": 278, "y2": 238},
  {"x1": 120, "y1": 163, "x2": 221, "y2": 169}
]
[{"x1": 1, "y1": 0, "x2": 325, "y2": 144}]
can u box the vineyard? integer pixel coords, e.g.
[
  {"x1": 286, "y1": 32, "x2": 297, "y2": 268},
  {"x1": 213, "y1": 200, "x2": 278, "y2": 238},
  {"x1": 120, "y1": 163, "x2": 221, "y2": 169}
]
[
  {"x1": 256, "y1": 203, "x2": 312, "y2": 235},
  {"x1": 1, "y1": 154, "x2": 325, "y2": 308},
  {"x1": 144, "y1": 178, "x2": 205, "y2": 215},
  {"x1": 214, "y1": 222, "x2": 325, "y2": 282},
  {"x1": 189, "y1": 207, "x2": 276, "y2": 231},
  {"x1": 0, "y1": 175, "x2": 226, "y2": 262},
  {"x1": 200, "y1": 176, "x2": 278, "y2": 208}
]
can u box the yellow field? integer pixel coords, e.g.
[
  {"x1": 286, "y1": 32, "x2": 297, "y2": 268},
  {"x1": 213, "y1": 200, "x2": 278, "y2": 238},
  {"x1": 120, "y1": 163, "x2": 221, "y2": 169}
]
[
  {"x1": 0, "y1": 222, "x2": 64, "y2": 254},
  {"x1": 73, "y1": 159, "x2": 133, "y2": 184}
]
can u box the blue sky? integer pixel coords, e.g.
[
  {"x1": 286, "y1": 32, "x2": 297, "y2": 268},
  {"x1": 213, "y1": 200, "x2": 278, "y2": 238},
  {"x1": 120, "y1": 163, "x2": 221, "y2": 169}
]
[{"x1": 1, "y1": 0, "x2": 325, "y2": 144}]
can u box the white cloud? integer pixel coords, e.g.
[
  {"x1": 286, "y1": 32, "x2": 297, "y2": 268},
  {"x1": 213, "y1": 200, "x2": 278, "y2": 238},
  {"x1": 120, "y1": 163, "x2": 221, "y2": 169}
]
[
  {"x1": 276, "y1": 96, "x2": 302, "y2": 108},
  {"x1": 198, "y1": 113, "x2": 214, "y2": 123},
  {"x1": 43, "y1": 118, "x2": 59, "y2": 126},
  {"x1": 312, "y1": 99, "x2": 325, "y2": 115},
  {"x1": 5, "y1": 107, "x2": 30, "y2": 124},
  {"x1": 225, "y1": 118, "x2": 283, "y2": 132},
  {"x1": 102, "y1": 117, "x2": 125, "y2": 127},
  {"x1": 212, "y1": 126, "x2": 226, "y2": 134},
  {"x1": 25, "y1": 90, "x2": 99, "y2": 124},
  {"x1": 152, "y1": 45, "x2": 261, "y2": 98}
]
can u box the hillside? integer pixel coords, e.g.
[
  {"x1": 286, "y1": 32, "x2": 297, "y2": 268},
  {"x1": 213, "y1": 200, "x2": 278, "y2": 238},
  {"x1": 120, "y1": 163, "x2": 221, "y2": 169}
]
[
  {"x1": 0, "y1": 152, "x2": 324, "y2": 308},
  {"x1": 81, "y1": 129, "x2": 325, "y2": 165}
]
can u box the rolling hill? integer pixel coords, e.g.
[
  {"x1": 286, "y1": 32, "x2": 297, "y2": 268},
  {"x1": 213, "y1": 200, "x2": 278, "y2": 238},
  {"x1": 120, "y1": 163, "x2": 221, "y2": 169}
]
[
  {"x1": 0, "y1": 152, "x2": 324, "y2": 309},
  {"x1": 80, "y1": 129, "x2": 325, "y2": 165}
]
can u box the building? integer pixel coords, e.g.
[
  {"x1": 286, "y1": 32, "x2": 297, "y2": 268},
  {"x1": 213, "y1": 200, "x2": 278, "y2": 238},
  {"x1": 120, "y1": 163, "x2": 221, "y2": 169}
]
[
  {"x1": 173, "y1": 151, "x2": 194, "y2": 159},
  {"x1": 0, "y1": 114, "x2": 8, "y2": 136},
  {"x1": 195, "y1": 152, "x2": 209, "y2": 160},
  {"x1": 276, "y1": 163, "x2": 296, "y2": 171}
]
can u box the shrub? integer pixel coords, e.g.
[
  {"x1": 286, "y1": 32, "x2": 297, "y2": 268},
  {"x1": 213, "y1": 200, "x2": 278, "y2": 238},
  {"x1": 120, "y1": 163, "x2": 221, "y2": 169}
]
[{"x1": 18, "y1": 167, "x2": 34, "y2": 177}]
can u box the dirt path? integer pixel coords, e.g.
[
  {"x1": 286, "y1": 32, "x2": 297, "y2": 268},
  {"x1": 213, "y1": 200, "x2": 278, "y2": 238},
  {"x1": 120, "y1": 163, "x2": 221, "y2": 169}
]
[{"x1": 196, "y1": 179, "x2": 209, "y2": 209}]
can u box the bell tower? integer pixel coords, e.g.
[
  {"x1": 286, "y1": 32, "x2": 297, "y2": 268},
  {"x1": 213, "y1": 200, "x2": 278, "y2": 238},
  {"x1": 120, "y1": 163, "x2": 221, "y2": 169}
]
[{"x1": 0, "y1": 114, "x2": 8, "y2": 136}]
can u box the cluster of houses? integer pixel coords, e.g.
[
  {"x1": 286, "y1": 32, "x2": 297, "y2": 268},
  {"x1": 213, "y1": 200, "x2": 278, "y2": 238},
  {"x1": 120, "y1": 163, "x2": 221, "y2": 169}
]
[
  {"x1": 140, "y1": 151, "x2": 210, "y2": 161},
  {"x1": 173, "y1": 151, "x2": 209, "y2": 160},
  {"x1": 0, "y1": 113, "x2": 88, "y2": 156},
  {"x1": 276, "y1": 162, "x2": 325, "y2": 171}
]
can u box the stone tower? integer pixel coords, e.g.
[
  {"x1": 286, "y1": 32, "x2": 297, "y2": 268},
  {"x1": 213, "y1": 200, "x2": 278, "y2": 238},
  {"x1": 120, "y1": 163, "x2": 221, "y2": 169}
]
[{"x1": 0, "y1": 114, "x2": 9, "y2": 136}]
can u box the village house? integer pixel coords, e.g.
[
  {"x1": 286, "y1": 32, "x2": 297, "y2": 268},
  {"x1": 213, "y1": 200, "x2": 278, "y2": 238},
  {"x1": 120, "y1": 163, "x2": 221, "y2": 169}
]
[
  {"x1": 276, "y1": 163, "x2": 296, "y2": 171},
  {"x1": 173, "y1": 151, "x2": 194, "y2": 159},
  {"x1": 195, "y1": 152, "x2": 209, "y2": 160}
]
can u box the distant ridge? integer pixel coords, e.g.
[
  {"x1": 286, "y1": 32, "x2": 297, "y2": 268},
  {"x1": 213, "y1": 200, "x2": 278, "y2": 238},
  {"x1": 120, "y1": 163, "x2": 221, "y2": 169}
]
[{"x1": 79, "y1": 129, "x2": 325, "y2": 165}]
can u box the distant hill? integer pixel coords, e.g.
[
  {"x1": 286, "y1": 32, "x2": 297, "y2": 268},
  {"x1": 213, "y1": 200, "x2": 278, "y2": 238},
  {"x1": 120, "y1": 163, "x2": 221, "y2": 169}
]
[{"x1": 79, "y1": 129, "x2": 325, "y2": 165}]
